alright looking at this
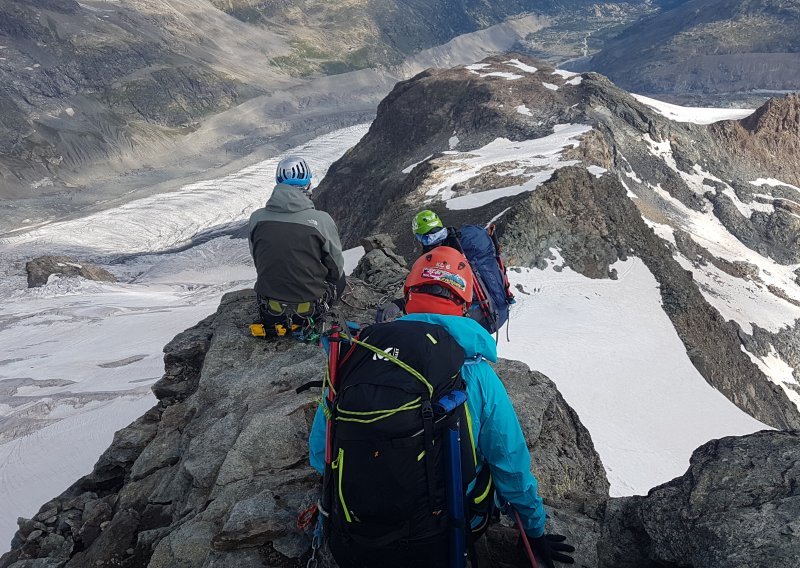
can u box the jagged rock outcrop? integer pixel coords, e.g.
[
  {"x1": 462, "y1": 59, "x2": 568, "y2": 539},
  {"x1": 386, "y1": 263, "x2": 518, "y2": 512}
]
[
  {"x1": 1, "y1": 272, "x2": 608, "y2": 567},
  {"x1": 25, "y1": 256, "x2": 117, "y2": 288},
  {"x1": 599, "y1": 430, "x2": 800, "y2": 568},
  {"x1": 350, "y1": 234, "x2": 409, "y2": 293},
  {"x1": 710, "y1": 93, "x2": 800, "y2": 189}
]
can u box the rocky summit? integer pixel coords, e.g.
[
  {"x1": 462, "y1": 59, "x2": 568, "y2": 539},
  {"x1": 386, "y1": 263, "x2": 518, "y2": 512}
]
[{"x1": 315, "y1": 53, "x2": 800, "y2": 431}]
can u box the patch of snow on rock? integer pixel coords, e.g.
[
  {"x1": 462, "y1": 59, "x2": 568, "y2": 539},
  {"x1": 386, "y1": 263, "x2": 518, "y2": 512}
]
[
  {"x1": 516, "y1": 104, "x2": 533, "y2": 116},
  {"x1": 419, "y1": 124, "x2": 590, "y2": 209},
  {"x1": 632, "y1": 94, "x2": 754, "y2": 125},
  {"x1": 751, "y1": 178, "x2": 800, "y2": 194},
  {"x1": 64, "y1": 108, "x2": 75, "y2": 117},
  {"x1": 449, "y1": 136, "x2": 460, "y2": 149},
  {"x1": 742, "y1": 346, "x2": 800, "y2": 411},
  {"x1": 552, "y1": 69, "x2": 578, "y2": 79},
  {"x1": 542, "y1": 82, "x2": 559, "y2": 91},
  {"x1": 646, "y1": 183, "x2": 800, "y2": 333},
  {"x1": 566, "y1": 77, "x2": 582, "y2": 86},
  {"x1": 343, "y1": 246, "x2": 365, "y2": 276},
  {"x1": 588, "y1": 166, "x2": 607, "y2": 178},
  {"x1": 402, "y1": 154, "x2": 433, "y2": 174},
  {"x1": 481, "y1": 71, "x2": 523, "y2": 80},
  {"x1": 505, "y1": 59, "x2": 538, "y2": 73}
]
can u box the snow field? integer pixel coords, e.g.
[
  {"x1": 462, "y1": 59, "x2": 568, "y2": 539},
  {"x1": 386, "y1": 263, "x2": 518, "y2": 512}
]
[
  {"x1": 631, "y1": 94, "x2": 755, "y2": 124},
  {"x1": 499, "y1": 256, "x2": 768, "y2": 496},
  {"x1": 415, "y1": 124, "x2": 591, "y2": 209}
]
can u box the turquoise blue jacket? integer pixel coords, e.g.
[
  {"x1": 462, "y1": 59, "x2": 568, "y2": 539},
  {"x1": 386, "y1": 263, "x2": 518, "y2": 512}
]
[{"x1": 308, "y1": 314, "x2": 547, "y2": 537}]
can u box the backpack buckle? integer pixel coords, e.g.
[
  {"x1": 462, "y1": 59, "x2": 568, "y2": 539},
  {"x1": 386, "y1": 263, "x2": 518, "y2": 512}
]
[{"x1": 421, "y1": 401, "x2": 434, "y2": 421}]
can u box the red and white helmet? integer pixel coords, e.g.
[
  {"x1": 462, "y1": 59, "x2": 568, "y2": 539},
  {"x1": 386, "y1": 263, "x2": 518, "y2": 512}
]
[{"x1": 404, "y1": 247, "x2": 474, "y2": 316}]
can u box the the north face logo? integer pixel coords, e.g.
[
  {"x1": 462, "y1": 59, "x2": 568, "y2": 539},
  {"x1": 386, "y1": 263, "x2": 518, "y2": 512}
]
[
  {"x1": 306, "y1": 219, "x2": 319, "y2": 226},
  {"x1": 373, "y1": 347, "x2": 400, "y2": 361}
]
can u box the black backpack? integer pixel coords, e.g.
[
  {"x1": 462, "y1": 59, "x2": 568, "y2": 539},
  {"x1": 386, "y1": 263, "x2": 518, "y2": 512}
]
[{"x1": 323, "y1": 320, "x2": 478, "y2": 550}]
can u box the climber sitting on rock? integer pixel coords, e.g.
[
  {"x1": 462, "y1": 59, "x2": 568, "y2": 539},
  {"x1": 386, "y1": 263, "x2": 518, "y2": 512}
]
[
  {"x1": 309, "y1": 246, "x2": 574, "y2": 568},
  {"x1": 248, "y1": 156, "x2": 345, "y2": 336}
]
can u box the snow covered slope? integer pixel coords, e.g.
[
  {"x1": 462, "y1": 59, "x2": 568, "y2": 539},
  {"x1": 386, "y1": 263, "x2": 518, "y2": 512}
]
[{"x1": 500, "y1": 255, "x2": 767, "y2": 495}]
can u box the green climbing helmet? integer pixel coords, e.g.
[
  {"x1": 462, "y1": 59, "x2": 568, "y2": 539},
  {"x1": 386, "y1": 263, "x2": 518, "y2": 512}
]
[{"x1": 412, "y1": 210, "x2": 443, "y2": 236}]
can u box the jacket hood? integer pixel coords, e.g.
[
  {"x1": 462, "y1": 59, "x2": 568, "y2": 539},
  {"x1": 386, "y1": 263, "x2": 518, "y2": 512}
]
[
  {"x1": 400, "y1": 313, "x2": 498, "y2": 362},
  {"x1": 265, "y1": 184, "x2": 315, "y2": 213}
]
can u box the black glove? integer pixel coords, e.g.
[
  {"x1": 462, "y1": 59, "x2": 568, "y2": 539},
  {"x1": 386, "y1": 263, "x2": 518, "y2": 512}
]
[{"x1": 528, "y1": 533, "x2": 575, "y2": 567}]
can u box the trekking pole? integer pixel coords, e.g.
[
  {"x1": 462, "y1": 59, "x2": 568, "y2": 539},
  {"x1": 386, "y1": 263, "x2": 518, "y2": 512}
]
[
  {"x1": 446, "y1": 421, "x2": 466, "y2": 568},
  {"x1": 512, "y1": 508, "x2": 539, "y2": 568}
]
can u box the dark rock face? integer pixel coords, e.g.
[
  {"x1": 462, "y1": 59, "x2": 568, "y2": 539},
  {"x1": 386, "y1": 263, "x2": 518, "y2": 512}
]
[
  {"x1": 589, "y1": 0, "x2": 800, "y2": 97},
  {"x1": 711, "y1": 94, "x2": 800, "y2": 189},
  {"x1": 599, "y1": 431, "x2": 800, "y2": 568},
  {"x1": 25, "y1": 256, "x2": 117, "y2": 288},
  {"x1": 1, "y1": 271, "x2": 608, "y2": 567}
]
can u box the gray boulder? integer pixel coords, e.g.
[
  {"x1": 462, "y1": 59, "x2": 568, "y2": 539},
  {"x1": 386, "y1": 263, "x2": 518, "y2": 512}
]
[
  {"x1": 600, "y1": 430, "x2": 800, "y2": 568},
  {"x1": 351, "y1": 234, "x2": 409, "y2": 293},
  {"x1": 25, "y1": 256, "x2": 116, "y2": 288}
]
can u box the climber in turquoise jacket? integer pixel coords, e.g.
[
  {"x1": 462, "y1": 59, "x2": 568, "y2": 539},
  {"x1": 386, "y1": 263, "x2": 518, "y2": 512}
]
[{"x1": 309, "y1": 312, "x2": 575, "y2": 566}]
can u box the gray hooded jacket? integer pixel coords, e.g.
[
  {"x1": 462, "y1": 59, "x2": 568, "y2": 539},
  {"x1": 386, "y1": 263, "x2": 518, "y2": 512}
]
[{"x1": 248, "y1": 184, "x2": 344, "y2": 303}]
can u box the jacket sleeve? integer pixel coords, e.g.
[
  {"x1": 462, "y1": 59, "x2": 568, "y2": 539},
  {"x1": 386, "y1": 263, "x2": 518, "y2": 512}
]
[
  {"x1": 476, "y1": 364, "x2": 547, "y2": 537},
  {"x1": 309, "y1": 404, "x2": 326, "y2": 475},
  {"x1": 247, "y1": 212, "x2": 257, "y2": 257},
  {"x1": 317, "y1": 213, "x2": 345, "y2": 282}
]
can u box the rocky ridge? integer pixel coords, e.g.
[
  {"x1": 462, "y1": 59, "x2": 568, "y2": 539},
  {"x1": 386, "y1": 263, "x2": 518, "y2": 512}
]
[
  {"x1": 315, "y1": 53, "x2": 800, "y2": 430},
  {"x1": 600, "y1": 430, "x2": 800, "y2": 568},
  {"x1": 0, "y1": 263, "x2": 610, "y2": 567},
  {"x1": 2, "y1": 243, "x2": 797, "y2": 567}
]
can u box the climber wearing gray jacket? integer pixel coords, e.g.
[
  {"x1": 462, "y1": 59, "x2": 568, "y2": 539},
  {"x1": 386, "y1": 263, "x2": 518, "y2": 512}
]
[{"x1": 248, "y1": 157, "x2": 345, "y2": 314}]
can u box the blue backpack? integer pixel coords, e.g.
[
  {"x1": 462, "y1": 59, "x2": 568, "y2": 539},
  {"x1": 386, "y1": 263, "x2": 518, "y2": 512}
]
[{"x1": 458, "y1": 225, "x2": 515, "y2": 334}]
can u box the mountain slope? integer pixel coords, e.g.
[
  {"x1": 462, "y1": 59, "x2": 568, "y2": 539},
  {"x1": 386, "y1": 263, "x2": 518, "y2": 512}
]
[
  {"x1": 0, "y1": 0, "x2": 598, "y2": 232},
  {"x1": 315, "y1": 54, "x2": 800, "y2": 430},
  {"x1": 588, "y1": 0, "x2": 800, "y2": 96}
]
